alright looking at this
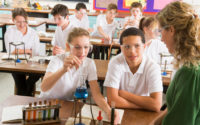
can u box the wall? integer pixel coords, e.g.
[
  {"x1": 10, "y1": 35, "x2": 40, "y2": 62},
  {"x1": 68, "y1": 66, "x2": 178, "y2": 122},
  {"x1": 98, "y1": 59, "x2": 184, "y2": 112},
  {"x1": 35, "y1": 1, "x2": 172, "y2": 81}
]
[{"x1": 37, "y1": 0, "x2": 95, "y2": 12}]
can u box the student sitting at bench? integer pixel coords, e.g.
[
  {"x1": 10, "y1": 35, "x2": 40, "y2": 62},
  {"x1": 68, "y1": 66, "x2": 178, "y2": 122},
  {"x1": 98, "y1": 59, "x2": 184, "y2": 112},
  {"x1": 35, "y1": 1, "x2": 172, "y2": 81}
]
[
  {"x1": 104, "y1": 28, "x2": 163, "y2": 112},
  {"x1": 4, "y1": 8, "x2": 41, "y2": 96},
  {"x1": 40, "y1": 28, "x2": 119, "y2": 124},
  {"x1": 51, "y1": 4, "x2": 75, "y2": 55}
]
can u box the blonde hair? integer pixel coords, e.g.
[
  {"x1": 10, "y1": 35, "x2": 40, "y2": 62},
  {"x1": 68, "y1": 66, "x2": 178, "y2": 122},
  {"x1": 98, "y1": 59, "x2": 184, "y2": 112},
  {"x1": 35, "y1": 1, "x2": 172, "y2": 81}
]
[
  {"x1": 67, "y1": 27, "x2": 89, "y2": 43},
  {"x1": 156, "y1": 1, "x2": 200, "y2": 68}
]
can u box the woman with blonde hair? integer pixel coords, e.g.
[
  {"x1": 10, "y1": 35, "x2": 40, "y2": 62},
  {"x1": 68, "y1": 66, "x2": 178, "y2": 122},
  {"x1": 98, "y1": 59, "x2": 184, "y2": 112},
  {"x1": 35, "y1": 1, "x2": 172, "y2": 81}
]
[{"x1": 156, "y1": 1, "x2": 200, "y2": 125}]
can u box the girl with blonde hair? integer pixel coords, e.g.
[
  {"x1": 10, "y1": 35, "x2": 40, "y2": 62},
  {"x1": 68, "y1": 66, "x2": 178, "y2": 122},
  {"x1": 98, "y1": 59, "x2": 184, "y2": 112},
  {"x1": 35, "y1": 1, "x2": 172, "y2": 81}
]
[{"x1": 156, "y1": 1, "x2": 200, "y2": 125}]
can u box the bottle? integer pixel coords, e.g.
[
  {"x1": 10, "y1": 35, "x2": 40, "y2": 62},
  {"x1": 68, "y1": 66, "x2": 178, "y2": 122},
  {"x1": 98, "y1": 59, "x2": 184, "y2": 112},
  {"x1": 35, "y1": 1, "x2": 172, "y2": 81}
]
[{"x1": 96, "y1": 110, "x2": 103, "y2": 125}]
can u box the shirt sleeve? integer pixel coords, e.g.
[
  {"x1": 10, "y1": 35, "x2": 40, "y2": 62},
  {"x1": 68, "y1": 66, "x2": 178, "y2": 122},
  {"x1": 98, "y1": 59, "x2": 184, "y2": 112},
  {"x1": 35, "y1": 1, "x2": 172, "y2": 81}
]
[
  {"x1": 162, "y1": 66, "x2": 200, "y2": 125},
  {"x1": 46, "y1": 56, "x2": 60, "y2": 73},
  {"x1": 104, "y1": 58, "x2": 121, "y2": 89},
  {"x1": 96, "y1": 15, "x2": 103, "y2": 27},
  {"x1": 51, "y1": 28, "x2": 58, "y2": 46},
  {"x1": 4, "y1": 26, "x2": 14, "y2": 53},
  {"x1": 85, "y1": 15, "x2": 90, "y2": 29},
  {"x1": 87, "y1": 60, "x2": 97, "y2": 81},
  {"x1": 146, "y1": 62, "x2": 163, "y2": 93},
  {"x1": 32, "y1": 32, "x2": 40, "y2": 56}
]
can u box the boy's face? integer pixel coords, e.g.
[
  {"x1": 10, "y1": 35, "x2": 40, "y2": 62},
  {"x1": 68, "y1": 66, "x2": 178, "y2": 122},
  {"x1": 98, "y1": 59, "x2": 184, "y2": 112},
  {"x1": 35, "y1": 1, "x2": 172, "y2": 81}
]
[
  {"x1": 106, "y1": 9, "x2": 117, "y2": 20},
  {"x1": 13, "y1": 15, "x2": 27, "y2": 30},
  {"x1": 130, "y1": 7, "x2": 142, "y2": 18},
  {"x1": 75, "y1": 8, "x2": 87, "y2": 20},
  {"x1": 121, "y1": 35, "x2": 145, "y2": 67},
  {"x1": 69, "y1": 36, "x2": 91, "y2": 61},
  {"x1": 53, "y1": 14, "x2": 68, "y2": 26}
]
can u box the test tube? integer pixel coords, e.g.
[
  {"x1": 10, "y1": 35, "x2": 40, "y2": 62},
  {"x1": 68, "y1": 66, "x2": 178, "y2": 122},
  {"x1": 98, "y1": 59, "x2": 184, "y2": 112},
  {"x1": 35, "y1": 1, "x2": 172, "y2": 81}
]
[
  {"x1": 33, "y1": 102, "x2": 37, "y2": 121},
  {"x1": 38, "y1": 101, "x2": 42, "y2": 121},
  {"x1": 48, "y1": 101, "x2": 51, "y2": 120},
  {"x1": 27, "y1": 103, "x2": 32, "y2": 122},
  {"x1": 43, "y1": 100, "x2": 47, "y2": 121}
]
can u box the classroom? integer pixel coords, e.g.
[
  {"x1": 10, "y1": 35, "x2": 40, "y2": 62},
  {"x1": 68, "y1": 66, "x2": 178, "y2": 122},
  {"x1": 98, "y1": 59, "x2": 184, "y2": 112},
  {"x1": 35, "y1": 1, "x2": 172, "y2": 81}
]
[{"x1": 0, "y1": 0, "x2": 199, "y2": 125}]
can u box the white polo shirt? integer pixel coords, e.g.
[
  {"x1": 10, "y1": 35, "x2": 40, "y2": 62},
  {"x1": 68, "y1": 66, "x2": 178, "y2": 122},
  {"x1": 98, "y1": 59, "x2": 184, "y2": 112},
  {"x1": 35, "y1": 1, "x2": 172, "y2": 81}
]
[
  {"x1": 104, "y1": 53, "x2": 163, "y2": 96},
  {"x1": 4, "y1": 25, "x2": 40, "y2": 56},
  {"x1": 144, "y1": 39, "x2": 173, "y2": 64},
  {"x1": 124, "y1": 15, "x2": 140, "y2": 29},
  {"x1": 69, "y1": 14, "x2": 89, "y2": 30},
  {"x1": 91, "y1": 14, "x2": 117, "y2": 38},
  {"x1": 39, "y1": 53, "x2": 97, "y2": 100},
  {"x1": 51, "y1": 22, "x2": 75, "y2": 50}
]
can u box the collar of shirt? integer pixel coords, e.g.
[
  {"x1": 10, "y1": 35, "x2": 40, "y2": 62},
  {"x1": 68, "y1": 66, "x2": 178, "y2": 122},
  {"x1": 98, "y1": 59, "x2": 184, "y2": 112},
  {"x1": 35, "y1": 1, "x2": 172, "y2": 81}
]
[
  {"x1": 14, "y1": 25, "x2": 31, "y2": 36},
  {"x1": 57, "y1": 22, "x2": 73, "y2": 32},
  {"x1": 122, "y1": 53, "x2": 146, "y2": 75}
]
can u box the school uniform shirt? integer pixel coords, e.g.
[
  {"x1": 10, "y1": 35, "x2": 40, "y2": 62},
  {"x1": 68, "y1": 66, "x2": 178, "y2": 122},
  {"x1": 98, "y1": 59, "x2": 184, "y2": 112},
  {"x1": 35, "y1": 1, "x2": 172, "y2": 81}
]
[
  {"x1": 124, "y1": 15, "x2": 140, "y2": 29},
  {"x1": 51, "y1": 22, "x2": 75, "y2": 50},
  {"x1": 104, "y1": 53, "x2": 163, "y2": 96},
  {"x1": 39, "y1": 53, "x2": 97, "y2": 100},
  {"x1": 69, "y1": 14, "x2": 89, "y2": 30},
  {"x1": 4, "y1": 25, "x2": 40, "y2": 56},
  {"x1": 144, "y1": 39, "x2": 173, "y2": 64},
  {"x1": 91, "y1": 14, "x2": 117, "y2": 38}
]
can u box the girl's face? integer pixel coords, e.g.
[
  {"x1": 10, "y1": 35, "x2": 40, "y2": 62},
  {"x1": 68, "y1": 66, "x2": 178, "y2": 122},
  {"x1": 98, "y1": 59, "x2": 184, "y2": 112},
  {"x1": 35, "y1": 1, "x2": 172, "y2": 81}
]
[
  {"x1": 13, "y1": 15, "x2": 27, "y2": 30},
  {"x1": 69, "y1": 36, "x2": 91, "y2": 61},
  {"x1": 144, "y1": 24, "x2": 161, "y2": 40}
]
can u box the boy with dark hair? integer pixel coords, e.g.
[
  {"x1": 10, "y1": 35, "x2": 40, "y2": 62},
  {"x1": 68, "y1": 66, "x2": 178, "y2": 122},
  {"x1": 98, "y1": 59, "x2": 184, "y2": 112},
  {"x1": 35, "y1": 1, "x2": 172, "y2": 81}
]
[
  {"x1": 51, "y1": 4, "x2": 75, "y2": 55},
  {"x1": 104, "y1": 28, "x2": 163, "y2": 112}
]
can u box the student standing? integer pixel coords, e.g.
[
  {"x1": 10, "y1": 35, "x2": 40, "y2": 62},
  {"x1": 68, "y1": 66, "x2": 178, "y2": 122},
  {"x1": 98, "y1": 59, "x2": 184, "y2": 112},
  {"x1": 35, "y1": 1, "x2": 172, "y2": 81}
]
[
  {"x1": 104, "y1": 28, "x2": 163, "y2": 112},
  {"x1": 91, "y1": 3, "x2": 118, "y2": 43},
  {"x1": 123, "y1": 2, "x2": 143, "y2": 29},
  {"x1": 69, "y1": 3, "x2": 92, "y2": 32},
  {"x1": 40, "y1": 28, "x2": 119, "y2": 124},
  {"x1": 4, "y1": 8, "x2": 41, "y2": 96},
  {"x1": 51, "y1": 4, "x2": 75, "y2": 55},
  {"x1": 156, "y1": 1, "x2": 200, "y2": 124}
]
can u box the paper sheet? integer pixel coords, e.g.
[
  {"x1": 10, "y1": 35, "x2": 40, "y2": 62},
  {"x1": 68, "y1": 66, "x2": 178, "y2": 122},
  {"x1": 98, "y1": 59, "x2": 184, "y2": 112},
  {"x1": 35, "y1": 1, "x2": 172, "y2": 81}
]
[
  {"x1": 78, "y1": 104, "x2": 124, "y2": 124},
  {"x1": 1, "y1": 105, "x2": 24, "y2": 123},
  {"x1": 65, "y1": 117, "x2": 91, "y2": 125}
]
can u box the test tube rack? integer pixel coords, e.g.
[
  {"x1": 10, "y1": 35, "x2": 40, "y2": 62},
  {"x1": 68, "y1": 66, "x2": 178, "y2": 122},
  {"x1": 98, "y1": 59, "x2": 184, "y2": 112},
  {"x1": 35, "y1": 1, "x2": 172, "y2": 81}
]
[{"x1": 22, "y1": 100, "x2": 61, "y2": 125}]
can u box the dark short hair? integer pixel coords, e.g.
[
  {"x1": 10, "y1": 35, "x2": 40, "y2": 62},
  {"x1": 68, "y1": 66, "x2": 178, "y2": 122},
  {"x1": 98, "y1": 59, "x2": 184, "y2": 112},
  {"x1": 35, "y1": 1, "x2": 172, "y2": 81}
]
[
  {"x1": 76, "y1": 3, "x2": 87, "y2": 11},
  {"x1": 130, "y1": 2, "x2": 142, "y2": 12},
  {"x1": 120, "y1": 28, "x2": 145, "y2": 45},
  {"x1": 12, "y1": 8, "x2": 28, "y2": 20},
  {"x1": 139, "y1": 16, "x2": 157, "y2": 31},
  {"x1": 67, "y1": 27, "x2": 89, "y2": 43},
  {"x1": 51, "y1": 4, "x2": 69, "y2": 17},
  {"x1": 107, "y1": 3, "x2": 118, "y2": 11}
]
